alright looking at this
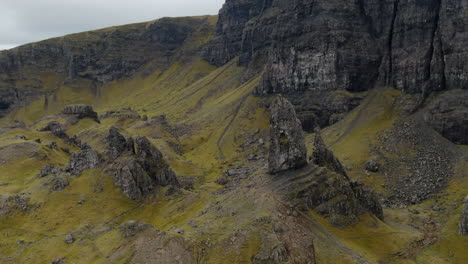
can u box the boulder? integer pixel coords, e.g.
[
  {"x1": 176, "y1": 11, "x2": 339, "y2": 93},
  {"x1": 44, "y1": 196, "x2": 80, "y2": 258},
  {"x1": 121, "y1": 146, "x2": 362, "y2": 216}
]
[
  {"x1": 365, "y1": 159, "x2": 380, "y2": 173},
  {"x1": 66, "y1": 145, "x2": 101, "y2": 176},
  {"x1": 459, "y1": 196, "x2": 468, "y2": 235},
  {"x1": 64, "y1": 234, "x2": 74, "y2": 244},
  {"x1": 268, "y1": 96, "x2": 307, "y2": 174}
]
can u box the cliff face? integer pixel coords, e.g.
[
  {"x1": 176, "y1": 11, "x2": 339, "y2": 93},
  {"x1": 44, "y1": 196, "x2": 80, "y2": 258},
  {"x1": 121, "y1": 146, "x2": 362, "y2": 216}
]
[
  {"x1": 0, "y1": 16, "x2": 214, "y2": 117},
  {"x1": 204, "y1": 0, "x2": 468, "y2": 95}
]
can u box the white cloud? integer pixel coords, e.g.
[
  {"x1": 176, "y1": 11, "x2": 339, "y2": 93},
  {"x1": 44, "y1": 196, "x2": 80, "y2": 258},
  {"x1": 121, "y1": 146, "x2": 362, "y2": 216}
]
[{"x1": 0, "y1": 0, "x2": 225, "y2": 50}]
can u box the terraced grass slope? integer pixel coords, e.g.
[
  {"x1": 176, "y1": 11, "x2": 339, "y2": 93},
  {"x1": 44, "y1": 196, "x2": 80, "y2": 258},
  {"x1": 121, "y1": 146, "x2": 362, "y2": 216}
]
[{"x1": 0, "y1": 14, "x2": 467, "y2": 264}]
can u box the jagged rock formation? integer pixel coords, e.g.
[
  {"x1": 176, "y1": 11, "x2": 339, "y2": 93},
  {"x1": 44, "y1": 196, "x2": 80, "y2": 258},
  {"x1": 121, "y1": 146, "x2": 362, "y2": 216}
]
[
  {"x1": 204, "y1": 0, "x2": 468, "y2": 96},
  {"x1": 107, "y1": 127, "x2": 135, "y2": 160},
  {"x1": 40, "y1": 121, "x2": 68, "y2": 139},
  {"x1": 274, "y1": 130, "x2": 383, "y2": 226},
  {"x1": 62, "y1": 104, "x2": 99, "y2": 122},
  {"x1": 106, "y1": 128, "x2": 178, "y2": 200},
  {"x1": 268, "y1": 96, "x2": 307, "y2": 174},
  {"x1": 311, "y1": 130, "x2": 347, "y2": 177},
  {"x1": 423, "y1": 90, "x2": 468, "y2": 145},
  {"x1": 66, "y1": 145, "x2": 101, "y2": 176},
  {"x1": 459, "y1": 196, "x2": 468, "y2": 235}
]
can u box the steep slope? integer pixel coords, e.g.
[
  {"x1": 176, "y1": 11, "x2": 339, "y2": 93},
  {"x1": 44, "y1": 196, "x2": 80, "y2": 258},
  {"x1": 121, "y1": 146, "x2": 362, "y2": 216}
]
[{"x1": 0, "y1": 1, "x2": 467, "y2": 264}]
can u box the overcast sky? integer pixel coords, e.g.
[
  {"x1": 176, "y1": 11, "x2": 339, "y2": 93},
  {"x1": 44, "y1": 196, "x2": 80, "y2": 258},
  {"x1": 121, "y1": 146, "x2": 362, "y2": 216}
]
[{"x1": 0, "y1": 0, "x2": 225, "y2": 50}]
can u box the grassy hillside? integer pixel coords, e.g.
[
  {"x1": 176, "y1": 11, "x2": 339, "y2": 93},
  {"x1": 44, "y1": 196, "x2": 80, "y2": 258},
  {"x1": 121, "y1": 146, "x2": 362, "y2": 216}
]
[{"x1": 0, "y1": 16, "x2": 467, "y2": 264}]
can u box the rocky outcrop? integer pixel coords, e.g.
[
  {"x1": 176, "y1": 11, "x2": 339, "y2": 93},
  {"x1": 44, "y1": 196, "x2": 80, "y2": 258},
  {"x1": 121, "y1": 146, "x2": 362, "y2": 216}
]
[
  {"x1": 107, "y1": 127, "x2": 135, "y2": 160},
  {"x1": 100, "y1": 108, "x2": 141, "y2": 119},
  {"x1": 66, "y1": 145, "x2": 101, "y2": 176},
  {"x1": 274, "y1": 129, "x2": 383, "y2": 226},
  {"x1": 311, "y1": 130, "x2": 347, "y2": 178},
  {"x1": 351, "y1": 181, "x2": 384, "y2": 220},
  {"x1": 268, "y1": 96, "x2": 307, "y2": 174},
  {"x1": 423, "y1": 90, "x2": 468, "y2": 145},
  {"x1": 459, "y1": 196, "x2": 468, "y2": 235},
  {"x1": 204, "y1": 0, "x2": 468, "y2": 95},
  {"x1": 40, "y1": 121, "x2": 68, "y2": 139},
  {"x1": 105, "y1": 128, "x2": 178, "y2": 200},
  {"x1": 62, "y1": 104, "x2": 99, "y2": 121}
]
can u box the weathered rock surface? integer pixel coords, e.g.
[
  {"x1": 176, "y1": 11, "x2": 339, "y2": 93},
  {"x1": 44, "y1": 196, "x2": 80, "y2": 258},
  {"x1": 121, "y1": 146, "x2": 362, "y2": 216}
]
[
  {"x1": 62, "y1": 104, "x2": 99, "y2": 121},
  {"x1": 205, "y1": 0, "x2": 468, "y2": 96},
  {"x1": 311, "y1": 130, "x2": 347, "y2": 178},
  {"x1": 66, "y1": 145, "x2": 101, "y2": 176},
  {"x1": 459, "y1": 196, "x2": 468, "y2": 235},
  {"x1": 268, "y1": 96, "x2": 307, "y2": 174},
  {"x1": 107, "y1": 127, "x2": 135, "y2": 160},
  {"x1": 274, "y1": 130, "x2": 384, "y2": 226},
  {"x1": 40, "y1": 121, "x2": 68, "y2": 139},
  {"x1": 423, "y1": 90, "x2": 468, "y2": 145},
  {"x1": 106, "y1": 129, "x2": 178, "y2": 200}
]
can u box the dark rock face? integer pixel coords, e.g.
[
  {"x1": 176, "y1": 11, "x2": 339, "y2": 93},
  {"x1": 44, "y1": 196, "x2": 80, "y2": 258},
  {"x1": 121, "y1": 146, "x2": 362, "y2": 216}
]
[
  {"x1": 107, "y1": 127, "x2": 135, "y2": 160},
  {"x1": 311, "y1": 130, "x2": 347, "y2": 178},
  {"x1": 134, "y1": 136, "x2": 178, "y2": 186},
  {"x1": 268, "y1": 96, "x2": 307, "y2": 174},
  {"x1": 106, "y1": 128, "x2": 178, "y2": 200},
  {"x1": 204, "y1": 0, "x2": 468, "y2": 95},
  {"x1": 62, "y1": 104, "x2": 99, "y2": 121},
  {"x1": 459, "y1": 196, "x2": 468, "y2": 235},
  {"x1": 66, "y1": 146, "x2": 101, "y2": 176},
  {"x1": 423, "y1": 90, "x2": 468, "y2": 145},
  {"x1": 351, "y1": 181, "x2": 384, "y2": 220}
]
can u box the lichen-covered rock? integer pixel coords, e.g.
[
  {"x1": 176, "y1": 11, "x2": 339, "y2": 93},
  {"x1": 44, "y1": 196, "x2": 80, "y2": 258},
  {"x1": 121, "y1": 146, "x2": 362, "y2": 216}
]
[
  {"x1": 423, "y1": 90, "x2": 468, "y2": 145},
  {"x1": 107, "y1": 127, "x2": 135, "y2": 160},
  {"x1": 106, "y1": 129, "x2": 178, "y2": 200},
  {"x1": 134, "y1": 136, "x2": 178, "y2": 187},
  {"x1": 268, "y1": 96, "x2": 307, "y2": 174},
  {"x1": 351, "y1": 181, "x2": 384, "y2": 221},
  {"x1": 111, "y1": 156, "x2": 156, "y2": 200},
  {"x1": 40, "y1": 121, "x2": 68, "y2": 139},
  {"x1": 365, "y1": 159, "x2": 380, "y2": 173},
  {"x1": 62, "y1": 104, "x2": 99, "y2": 121},
  {"x1": 311, "y1": 130, "x2": 347, "y2": 178},
  {"x1": 66, "y1": 145, "x2": 101, "y2": 176},
  {"x1": 459, "y1": 196, "x2": 468, "y2": 235},
  {"x1": 37, "y1": 164, "x2": 63, "y2": 178}
]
